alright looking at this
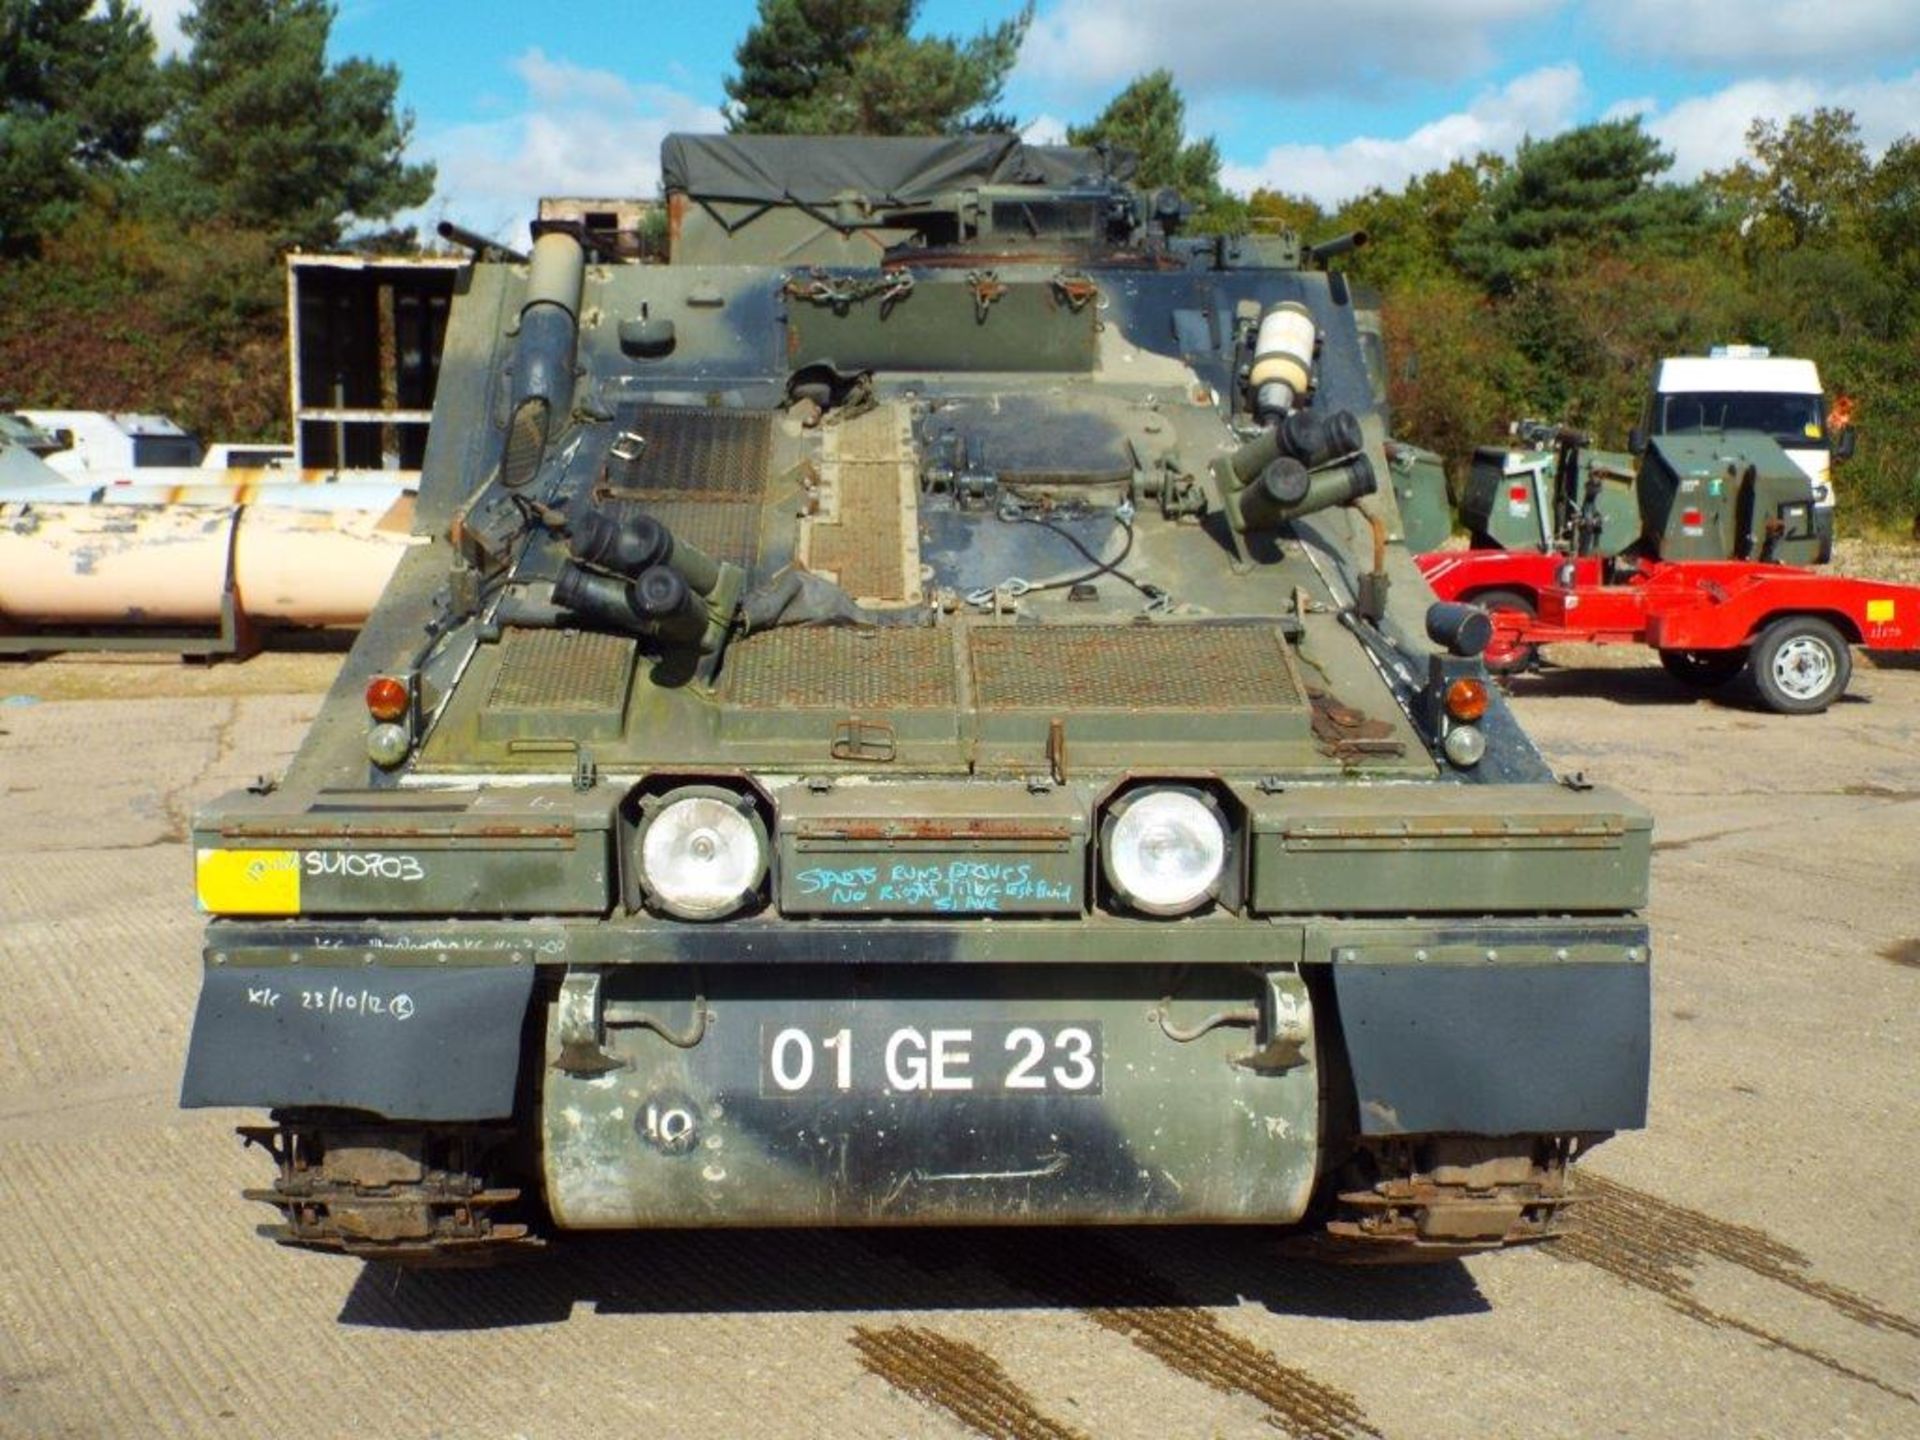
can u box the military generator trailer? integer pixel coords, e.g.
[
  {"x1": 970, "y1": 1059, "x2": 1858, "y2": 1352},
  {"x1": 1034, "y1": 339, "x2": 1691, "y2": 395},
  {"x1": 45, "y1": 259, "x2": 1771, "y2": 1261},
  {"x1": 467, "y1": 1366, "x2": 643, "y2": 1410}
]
[
  {"x1": 1416, "y1": 422, "x2": 1920, "y2": 710},
  {"x1": 181, "y1": 134, "x2": 1653, "y2": 1265}
]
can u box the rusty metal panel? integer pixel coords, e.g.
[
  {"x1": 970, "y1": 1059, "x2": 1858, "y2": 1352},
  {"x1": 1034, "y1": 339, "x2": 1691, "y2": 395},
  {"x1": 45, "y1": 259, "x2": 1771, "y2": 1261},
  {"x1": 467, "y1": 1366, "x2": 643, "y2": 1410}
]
[
  {"x1": 799, "y1": 405, "x2": 922, "y2": 606},
  {"x1": 969, "y1": 623, "x2": 1302, "y2": 711},
  {"x1": 595, "y1": 405, "x2": 775, "y2": 572},
  {"x1": 1244, "y1": 783, "x2": 1652, "y2": 915},
  {"x1": 775, "y1": 783, "x2": 1087, "y2": 915},
  {"x1": 193, "y1": 787, "x2": 617, "y2": 917}
]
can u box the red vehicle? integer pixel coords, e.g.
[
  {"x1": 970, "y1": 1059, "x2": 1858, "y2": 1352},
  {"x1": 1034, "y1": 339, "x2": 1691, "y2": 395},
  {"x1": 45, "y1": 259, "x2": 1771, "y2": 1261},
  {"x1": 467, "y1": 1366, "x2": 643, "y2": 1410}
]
[{"x1": 1417, "y1": 549, "x2": 1920, "y2": 714}]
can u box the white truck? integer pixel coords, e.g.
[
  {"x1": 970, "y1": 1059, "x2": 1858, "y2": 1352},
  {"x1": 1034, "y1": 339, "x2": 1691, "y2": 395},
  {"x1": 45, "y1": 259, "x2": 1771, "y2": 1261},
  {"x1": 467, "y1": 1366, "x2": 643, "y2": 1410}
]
[{"x1": 1639, "y1": 348, "x2": 1851, "y2": 543}]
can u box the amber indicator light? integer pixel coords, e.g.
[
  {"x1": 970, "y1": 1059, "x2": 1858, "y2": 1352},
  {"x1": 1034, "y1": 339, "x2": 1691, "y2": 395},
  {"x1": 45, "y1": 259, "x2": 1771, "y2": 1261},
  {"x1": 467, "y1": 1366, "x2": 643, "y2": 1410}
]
[
  {"x1": 365, "y1": 676, "x2": 410, "y2": 722},
  {"x1": 1445, "y1": 677, "x2": 1490, "y2": 722}
]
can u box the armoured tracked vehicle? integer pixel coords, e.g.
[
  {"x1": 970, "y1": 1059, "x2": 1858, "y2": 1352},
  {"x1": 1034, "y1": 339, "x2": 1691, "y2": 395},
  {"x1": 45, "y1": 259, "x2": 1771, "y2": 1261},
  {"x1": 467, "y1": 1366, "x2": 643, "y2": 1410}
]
[{"x1": 182, "y1": 135, "x2": 1652, "y2": 1263}]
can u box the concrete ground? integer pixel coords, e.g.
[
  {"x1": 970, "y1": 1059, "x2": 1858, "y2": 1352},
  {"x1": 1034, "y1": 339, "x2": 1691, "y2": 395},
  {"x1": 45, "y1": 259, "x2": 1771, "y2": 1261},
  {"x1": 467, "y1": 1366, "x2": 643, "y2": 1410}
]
[{"x1": 1, "y1": 645, "x2": 1915, "y2": 1440}]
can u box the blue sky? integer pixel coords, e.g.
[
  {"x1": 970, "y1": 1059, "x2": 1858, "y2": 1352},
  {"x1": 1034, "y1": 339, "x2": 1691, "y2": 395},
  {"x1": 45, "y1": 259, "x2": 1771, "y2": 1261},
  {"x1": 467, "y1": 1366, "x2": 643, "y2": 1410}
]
[{"x1": 135, "y1": 1, "x2": 1920, "y2": 241}]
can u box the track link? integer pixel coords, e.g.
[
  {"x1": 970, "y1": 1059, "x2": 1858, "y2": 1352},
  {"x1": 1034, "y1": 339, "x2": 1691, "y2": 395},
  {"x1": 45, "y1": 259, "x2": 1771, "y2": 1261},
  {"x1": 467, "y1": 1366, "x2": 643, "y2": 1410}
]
[{"x1": 239, "y1": 1117, "x2": 544, "y2": 1267}]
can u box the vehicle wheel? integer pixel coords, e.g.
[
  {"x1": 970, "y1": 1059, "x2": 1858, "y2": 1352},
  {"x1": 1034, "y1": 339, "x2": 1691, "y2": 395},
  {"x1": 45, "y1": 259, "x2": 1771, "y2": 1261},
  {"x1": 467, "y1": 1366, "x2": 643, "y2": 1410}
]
[
  {"x1": 1751, "y1": 616, "x2": 1852, "y2": 714},
  {"x1": 1658, "y1": 648, "x2": 1747, "y2": 688},
  {"x1": 1468, "y1": 589, "x2": 1537, "y2": 674}
]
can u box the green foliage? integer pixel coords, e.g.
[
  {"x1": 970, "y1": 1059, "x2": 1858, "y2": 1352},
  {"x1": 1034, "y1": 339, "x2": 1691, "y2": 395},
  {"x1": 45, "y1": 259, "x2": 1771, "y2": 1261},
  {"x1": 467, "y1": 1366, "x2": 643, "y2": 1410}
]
[
  {"x1": 724, "y1": 0, "x2": 1031, "y2": 136},
  {"x1": 144, "y1": 0, "x2": 434, "y2": 250},
  {"x1": 1861, "y1": 135, "x2": 1920, "y2": 308},
  {"x1": 1245, "y1": 188, "x2": 1326, "y2": 240},
  {"x1": 1360, "y1": 110, "x2": 1919, "y2": 532},
  {"x1": 1381, "y1": 275, "x2": 1521, "y2": 482},
  {"x1": 0, "y1": 205, "x2": 287, "y2": 441},
  {"x1": 1334, "y1": 158, "x2": 1502, "y2": 289},
  {"x1": 1453, "y1": 118, "x2": 1707, "y2": 292},
  {"x1": 1706, "y1": 108, "x2": 1872, "y2": 256},
  {"x1": 1067, "y1": 70, "x2": 1223, "y2": 200},
  {"x1": 0, "y1": 0, "x2": 164, "y2": 255},
  {"x1": 0, "y1": 0, "x2": 437, "y2": 442}
]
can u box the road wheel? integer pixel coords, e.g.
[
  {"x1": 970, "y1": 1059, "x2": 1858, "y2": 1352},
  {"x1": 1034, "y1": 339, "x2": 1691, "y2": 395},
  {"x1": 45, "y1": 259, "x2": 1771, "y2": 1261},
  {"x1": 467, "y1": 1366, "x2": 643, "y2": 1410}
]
[
  {"x1": 1468, "y1": 589, "x2": 1537, "y2": 674},
  {"x1": 1658, "y1": 649, "x2": 1748, "y2": 688},
  {"x1": 1751, "y1": 616, "x2": 1852, "y2": 714}
]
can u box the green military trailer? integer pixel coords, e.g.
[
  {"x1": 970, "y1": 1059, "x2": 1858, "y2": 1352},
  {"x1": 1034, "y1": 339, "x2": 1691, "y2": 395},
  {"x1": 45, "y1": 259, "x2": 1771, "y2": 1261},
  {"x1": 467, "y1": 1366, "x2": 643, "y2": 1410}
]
[{"x1": 181, "y1": 135, "x2": 1652, "y2": 1263}]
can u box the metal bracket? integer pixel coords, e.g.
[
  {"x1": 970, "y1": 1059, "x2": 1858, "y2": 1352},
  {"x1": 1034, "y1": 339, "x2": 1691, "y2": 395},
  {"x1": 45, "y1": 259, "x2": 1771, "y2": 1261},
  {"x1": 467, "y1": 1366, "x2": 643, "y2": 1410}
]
[
  {"x1": 553, "y1": 971, "x2": 626, "y2": 1076},
  {"x1": 1234, "y1": 970, "x2": 1314, "y2": 1073}
]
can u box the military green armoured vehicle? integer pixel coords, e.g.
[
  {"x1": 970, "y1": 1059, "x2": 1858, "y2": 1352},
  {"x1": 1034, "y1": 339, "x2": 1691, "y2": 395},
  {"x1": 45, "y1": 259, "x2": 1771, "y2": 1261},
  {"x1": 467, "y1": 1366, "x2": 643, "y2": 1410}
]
[{"x1": 182, "y1": 135, "x2": 1652, "y2": 1264}]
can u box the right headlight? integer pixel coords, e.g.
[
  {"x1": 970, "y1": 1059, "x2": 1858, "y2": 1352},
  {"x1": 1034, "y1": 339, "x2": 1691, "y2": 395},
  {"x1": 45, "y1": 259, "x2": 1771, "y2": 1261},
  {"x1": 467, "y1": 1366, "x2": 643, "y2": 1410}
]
[
  {"x1": 1102, "y1": 787, "x2": 1227, "y2": 916},
  {"x1": 637, "y1": 790, "x2": 767, "y2": 920}
]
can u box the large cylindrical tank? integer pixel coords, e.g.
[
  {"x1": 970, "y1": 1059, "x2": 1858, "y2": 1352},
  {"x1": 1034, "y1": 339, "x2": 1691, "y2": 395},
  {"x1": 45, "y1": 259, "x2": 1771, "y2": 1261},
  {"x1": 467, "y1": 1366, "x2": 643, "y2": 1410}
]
[{"x1": 0, "y1": 500, "x2": 412, "y2": 627}]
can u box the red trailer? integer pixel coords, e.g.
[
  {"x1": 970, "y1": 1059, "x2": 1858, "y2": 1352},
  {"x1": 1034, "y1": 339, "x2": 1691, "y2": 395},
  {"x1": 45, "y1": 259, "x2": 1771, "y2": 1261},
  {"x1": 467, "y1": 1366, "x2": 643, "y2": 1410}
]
[{"x1": 1416, "y1": 549, "x2": 1920, "y2": 714}]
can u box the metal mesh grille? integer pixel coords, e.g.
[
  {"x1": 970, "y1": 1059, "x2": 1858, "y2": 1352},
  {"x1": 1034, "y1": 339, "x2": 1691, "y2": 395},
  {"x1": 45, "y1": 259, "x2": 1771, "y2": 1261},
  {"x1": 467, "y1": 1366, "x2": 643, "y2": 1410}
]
[
  {"x1": 593, "y1": 405, "x2": 775, "y2": 572},
  {"x1": 608, "y1": 406, "x2": 771, "y2": 499},
  {"x1": 501, "y1": 398, "x2": 548, "y2": 489},
  {"x1": 487, "y1": 628, "x2": 636, "y2": 712},
  {"x1": 969, "y1": 624, "x2": 1301, "y2": 710},
  {"x1": 722, "y1": 627, "x2": 955, "y2": 709},
  {"x1": 638, "y1": 499, "x2": 764, "y2": 571}
]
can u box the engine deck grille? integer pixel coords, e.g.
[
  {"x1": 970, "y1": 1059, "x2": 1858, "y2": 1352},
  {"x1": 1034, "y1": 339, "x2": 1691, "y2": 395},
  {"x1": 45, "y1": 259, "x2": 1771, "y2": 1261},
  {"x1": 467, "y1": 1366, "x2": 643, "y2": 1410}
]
[
  {"x1": 487, "y1": 628, "x2": 636, "y2": 714},
  {"x1": 596, "y1": 406, "x2": 774, "y2": 571},
  {"x1": 721, "y1": 627, "x2": 955, "y2": 709},
  {"x1": 970, "y1": 624, "x2": 1301, "y2": 710},
  {"x1": 718, "y1": 622, "x2": 1303, "y2": 714}
]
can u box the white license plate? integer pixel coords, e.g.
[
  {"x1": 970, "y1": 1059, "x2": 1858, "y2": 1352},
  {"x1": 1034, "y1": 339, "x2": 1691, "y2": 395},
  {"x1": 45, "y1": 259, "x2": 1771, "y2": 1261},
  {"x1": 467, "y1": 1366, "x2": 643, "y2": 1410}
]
[{"x1": 758, "y1": 1019, "x2": 1103, "y2": 1097}]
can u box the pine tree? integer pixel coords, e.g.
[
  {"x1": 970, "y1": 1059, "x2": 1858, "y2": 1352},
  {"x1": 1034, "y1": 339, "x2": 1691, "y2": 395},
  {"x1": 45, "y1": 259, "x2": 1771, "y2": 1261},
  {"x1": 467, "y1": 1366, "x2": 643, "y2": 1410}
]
[
  {"x1": 1452, "y1": 118, "x2": 1706, "y2": 293},
  {"x1": 0, "y1": 0, "x2": 165, "y2": 254},
  {"x1": 151, "y1": 0, "x2": 433, "y2": 249},
  {"x1": 725, "y1": 0, "x2": 1031, "y2": 136},
  {"x1": 1066, "y1": 70, "x2": 1223, "y2": 202}
]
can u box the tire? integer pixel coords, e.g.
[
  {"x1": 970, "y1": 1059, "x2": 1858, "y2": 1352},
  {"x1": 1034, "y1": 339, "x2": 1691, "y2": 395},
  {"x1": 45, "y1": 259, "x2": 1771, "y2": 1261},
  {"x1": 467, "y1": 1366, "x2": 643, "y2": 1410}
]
[
  {"x1": 1658, "y1": 648, "x2": 1748, "y2": 688},
  {"x1": 1750, "y1": 615, "x2": 1852, "y2": 715},
  {"x1": 1467, "y1": 588, "x2": 1537, "y2": 674}
]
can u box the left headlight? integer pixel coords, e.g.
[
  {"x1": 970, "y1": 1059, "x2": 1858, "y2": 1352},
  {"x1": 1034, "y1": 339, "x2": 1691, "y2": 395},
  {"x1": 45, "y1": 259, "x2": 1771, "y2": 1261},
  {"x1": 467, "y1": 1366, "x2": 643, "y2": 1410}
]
[
  {"x1": 637, "y1": 790, "x2": 768, "y2": 920},
  {"x1": 1102, "y1": 787, "x2": 1227, "y2": 916}
]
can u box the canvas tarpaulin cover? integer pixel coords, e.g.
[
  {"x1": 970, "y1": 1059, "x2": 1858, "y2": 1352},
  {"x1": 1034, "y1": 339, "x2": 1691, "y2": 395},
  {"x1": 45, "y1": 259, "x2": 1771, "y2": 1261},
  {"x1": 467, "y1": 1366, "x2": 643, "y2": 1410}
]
[{"x1": 660, "y1": 134, "x2": 1135, "y2": 206}]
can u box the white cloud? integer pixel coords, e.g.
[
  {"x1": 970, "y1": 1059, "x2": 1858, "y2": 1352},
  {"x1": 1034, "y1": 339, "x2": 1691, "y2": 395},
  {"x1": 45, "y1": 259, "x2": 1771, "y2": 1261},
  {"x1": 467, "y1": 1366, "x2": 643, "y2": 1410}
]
[
  {"x1": 1017, "y1": 0, "x2": 1562, "y2": 100},
  {"x1": 128, "y1": 0, "x2": 192, "y2": 57},
  {"x1": 1022, "y1": 113, "x2": 1070, "y2": 145},
  {"x1": 1220, "y1": 64, "x2": 1585, "y2": 203},
  {"x1": 410, "y1": 49, "x2": 724, "y2": 243},
  {"x1": 1628, "y1": 69, "x2": 1920, "y2": 179},
  {"x1": 1591, "y1": 0, "x2": 1920, "y2": 73}
]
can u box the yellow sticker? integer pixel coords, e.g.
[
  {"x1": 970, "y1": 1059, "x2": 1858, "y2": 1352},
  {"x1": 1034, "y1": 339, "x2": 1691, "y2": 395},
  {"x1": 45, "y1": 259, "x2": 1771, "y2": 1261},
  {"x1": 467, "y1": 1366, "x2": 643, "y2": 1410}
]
[
  {"x1": 1866, "y1": 598, "x2": 1896, "y2": 623},
  {"x1": 196, "y1": 848, "x2": 301, "y2": 915},
  {"x1": 1803, "y1": 423, "x2": 1823, "y2": 439}
]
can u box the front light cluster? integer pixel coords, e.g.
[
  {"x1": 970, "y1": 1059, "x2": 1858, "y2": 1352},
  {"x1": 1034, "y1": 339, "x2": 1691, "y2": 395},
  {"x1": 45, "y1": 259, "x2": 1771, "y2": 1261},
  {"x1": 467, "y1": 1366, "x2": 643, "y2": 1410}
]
[
  {"x1": 1101, "y1": 787, "x2": 1228, "y2": 916},
  {"x1": 637, "y1": 789, "x2": 768, "y2": 920}
]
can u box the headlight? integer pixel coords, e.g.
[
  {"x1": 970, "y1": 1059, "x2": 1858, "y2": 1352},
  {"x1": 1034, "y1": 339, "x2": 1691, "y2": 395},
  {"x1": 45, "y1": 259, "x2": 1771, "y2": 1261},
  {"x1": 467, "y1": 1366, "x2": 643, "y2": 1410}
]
[
  {"x1": 638, "y1": 791, "x2": 767, "y2": 920},
  {"x1": 1103, "y1": 788, "x2": 1227, "y2": 915}
]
